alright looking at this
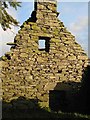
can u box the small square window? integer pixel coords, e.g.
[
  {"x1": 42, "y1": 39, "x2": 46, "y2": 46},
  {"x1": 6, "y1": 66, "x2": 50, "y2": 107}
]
[
  {"x1": 38, "y1": 37, "x2": 50, "y2": 52},
  {"x1": 39, "y1": 39, "x2": 45, "y2": 49}
]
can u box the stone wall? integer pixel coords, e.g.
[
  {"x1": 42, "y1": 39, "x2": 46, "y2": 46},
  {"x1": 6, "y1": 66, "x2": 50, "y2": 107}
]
[{"x1": 1, "y1": 0, "x2": 88, "y2": 105}]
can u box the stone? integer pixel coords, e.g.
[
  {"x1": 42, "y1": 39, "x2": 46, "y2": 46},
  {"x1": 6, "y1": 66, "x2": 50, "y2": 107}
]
[
  {"x1": 24, "y1": 24, "x2": 31, "y2": 29},
  {"x1": 1, "y1": 0, "x2": 88, "y2": 106},
  {"x1": 44, "y1": 83, "x2": 56, "y2": 91},
  {"x1": 20, "y1": 53, "x2": 28, "y2": 58},
  {"x1": 78, "y1": 55, "x2": 88, "y2": 60},
  {"x1": 67, "y1": 55, "x2": 76, "y2": 60},
  {"x1": 32, "y1": 25, "x2": 41, "y2": 31}
]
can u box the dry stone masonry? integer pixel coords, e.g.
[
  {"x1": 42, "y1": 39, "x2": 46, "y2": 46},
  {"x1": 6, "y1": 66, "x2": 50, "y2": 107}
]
[{"x1": 1, "y1": 0, "x2": 88, "y2": 105}]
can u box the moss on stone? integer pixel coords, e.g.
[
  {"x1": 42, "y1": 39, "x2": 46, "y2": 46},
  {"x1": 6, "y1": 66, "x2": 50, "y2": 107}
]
[
  {"x1": 28, "y1": 22, "x2": 36, "y2": 25},
  {"x1": 53, "y1": 29, "x2": 59, "y2": 35},
  {"x1": 1, "y1": 0, "x2": 88, "y2": 107},
  {"x1": 51, "y1": 38, "x2": 60, "y2": 43},
  {"x1": 64, "y1": 41, "x2": 73, "y2": 45},
  {"x1": 38, "y1": 102, "x2": 49, "y2": 108},
  {"x1": 42, "y1": 27, "x2": 47, "y2": 32},
  {"x1": 1, "y1": 56, "x2": 7, "y2": 61},
  {"x1": 32, "y1": 25, "x2": 41, "y2": 31},
  {"x1": 20, "y1": 53, "x2": 28, "y2": 58},
  {"x1": 67, "y1": 55, "x2": 77, "y2": 60}
]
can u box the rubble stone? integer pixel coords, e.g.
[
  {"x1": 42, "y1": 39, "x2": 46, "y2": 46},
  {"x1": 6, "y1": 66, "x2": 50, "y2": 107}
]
[{"x1": 1, "y1": 0, "x2": 88, "y2": 105}]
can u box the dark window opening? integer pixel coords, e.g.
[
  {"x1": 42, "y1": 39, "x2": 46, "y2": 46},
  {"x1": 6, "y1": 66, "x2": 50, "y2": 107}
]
[
  {"x1": 39, "y1": 39, "x2": 45, "y2": 49},
  {"x1": 49, "y1": 90, "x2": 67, "y2": 112},
  {"x1": 38, "y1": 37, "x2": 50, "y2": 52}
]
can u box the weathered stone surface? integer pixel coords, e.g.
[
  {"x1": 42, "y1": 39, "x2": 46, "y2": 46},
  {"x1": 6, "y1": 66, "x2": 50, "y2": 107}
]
[
  {"x1": 44, "y1": 83, "x2": 56, "y2": 91},
  {"x1": 20, "y1": 53, "x2": 28, "y2": 58},
  {"x1": 0, "y1": 0, "x2": 88, "y2": 106}
]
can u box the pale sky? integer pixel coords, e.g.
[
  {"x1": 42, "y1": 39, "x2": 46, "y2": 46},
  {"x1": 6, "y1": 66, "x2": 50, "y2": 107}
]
[{"x1": 0, "y1": 1, "x2": 89, "y2": 57}]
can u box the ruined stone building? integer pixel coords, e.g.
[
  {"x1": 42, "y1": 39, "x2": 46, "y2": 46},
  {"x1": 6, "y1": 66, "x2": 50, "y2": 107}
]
[{"x1": 1, "y1": 0, "x2": 88, "y2": 108}]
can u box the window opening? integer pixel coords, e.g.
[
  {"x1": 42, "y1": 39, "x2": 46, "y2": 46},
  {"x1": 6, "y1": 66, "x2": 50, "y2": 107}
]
[
  {"x1": 38, "y1": 37, "x2": 50, "y2": 52},
  {"x1": 39, "y1": 39, "x2": 45, "y2": 49},
  {"x1": 49, "y1": 90, "x2": 67, "y2": 112}
]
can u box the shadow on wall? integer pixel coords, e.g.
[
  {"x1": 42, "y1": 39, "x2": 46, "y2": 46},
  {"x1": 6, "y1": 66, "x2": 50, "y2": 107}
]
[
  {"x1": 20, "y1": 10, "x2": 37, "y2": 29},
  {"x1": 26, "y1": 10, "x2": 37, "y2": 23},
  {"x1": 2, "y1": 96, "x2": 50, "y2": 119},
  {"x1": 49, "y1": 65, "x2": 90, "y2": 114},
  {"x1": 80, "y1": 65, "x2": 90, "y2": 114},
  {"x1": 2, "y1": 96, "x2": 90, "y2": 120}
]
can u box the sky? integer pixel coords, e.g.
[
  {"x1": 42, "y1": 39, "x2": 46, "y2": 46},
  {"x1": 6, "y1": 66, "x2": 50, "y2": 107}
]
[{"x1": 0, "y1": 1, "x2": 89, "y2": 57}]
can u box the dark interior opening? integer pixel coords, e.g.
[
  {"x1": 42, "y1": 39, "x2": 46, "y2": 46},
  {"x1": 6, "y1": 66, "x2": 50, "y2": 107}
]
[
  {"x1": 38, "y1": 36, "x2": 50, "y2": 52},
  {"x1": 49, "y1": 90, "x2": 67, "y2": 112}
]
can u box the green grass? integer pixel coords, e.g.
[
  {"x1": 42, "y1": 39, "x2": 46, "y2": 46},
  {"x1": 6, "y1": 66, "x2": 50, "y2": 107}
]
[{"x1": 2, "y1": 106, "x2": 90, "y2": 119}]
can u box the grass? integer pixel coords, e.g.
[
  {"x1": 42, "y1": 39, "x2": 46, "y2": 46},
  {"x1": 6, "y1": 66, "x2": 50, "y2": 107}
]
[{"x1": 2, "y1": 105, "x2": 90, "y2": 119}]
